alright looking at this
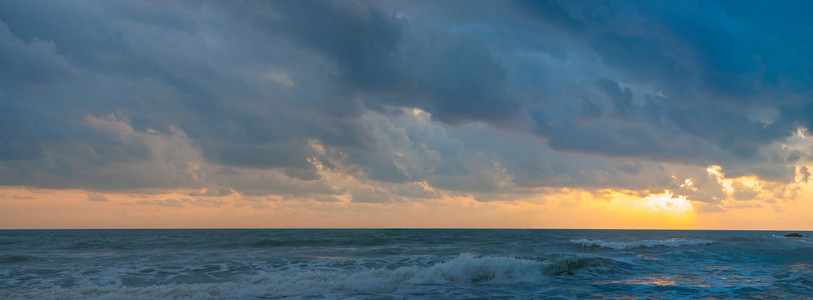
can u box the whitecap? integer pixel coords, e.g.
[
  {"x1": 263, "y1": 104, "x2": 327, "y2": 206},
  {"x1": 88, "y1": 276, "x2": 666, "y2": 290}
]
[
  {"x1": 571, "y1": 239, "x2": 713, "y2": 250},
  {"x1": 0, "y1": 253, "x2": 616, "y2": 299}
]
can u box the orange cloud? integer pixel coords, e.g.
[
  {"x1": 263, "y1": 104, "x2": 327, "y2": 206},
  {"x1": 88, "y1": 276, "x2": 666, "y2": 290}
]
[{"x1": 2, "y1": 167, "x2": 813, "y2": 230}]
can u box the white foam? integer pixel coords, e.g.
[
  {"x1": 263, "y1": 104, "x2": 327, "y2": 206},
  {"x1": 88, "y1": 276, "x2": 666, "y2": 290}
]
[
  {"x1": 571, "y1": 239, "x2": 713, "y2": 250},
  {"x1": 242, "y1": 253, "x2": 554, "y2": 297},
  {"x1": 1, "y1": 254, "x2": 588, "y2": 299}
]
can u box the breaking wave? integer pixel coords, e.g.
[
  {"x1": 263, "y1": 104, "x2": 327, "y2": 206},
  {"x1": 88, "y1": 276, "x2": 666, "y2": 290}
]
[
  {"x1": 776, "y1": 270, "x2": 813, "y2": 291},
  {"x1": 0, "y1": 253, "x2": 614, "y2": 299},
  {"x1": 571, "y1": 239, "x2": 713, "y2": 250}
]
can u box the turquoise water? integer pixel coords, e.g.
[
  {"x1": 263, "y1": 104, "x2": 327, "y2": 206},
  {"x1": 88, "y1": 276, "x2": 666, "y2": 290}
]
[{"x1": 1, "y1": 229, "x2": 812, "y2": 299}]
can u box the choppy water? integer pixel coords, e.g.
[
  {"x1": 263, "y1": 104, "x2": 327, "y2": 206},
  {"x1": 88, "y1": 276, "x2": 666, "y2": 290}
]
[{"x1": 1, "y1": 229, "x2": 812, "y2": 299}]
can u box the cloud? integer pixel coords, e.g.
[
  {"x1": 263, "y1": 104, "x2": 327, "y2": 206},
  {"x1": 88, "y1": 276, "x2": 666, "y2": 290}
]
[
  {"x1": 731, "y1": 181, "x2": 758, "y2": 201},
  {"x1": 0, "y1": 0, "x2": 812, "y2": 208},
  {"x1": 86, "y1": 193, "x2": 109, "y2": 202},
  {"x1": 595, "y1": 78, "x2": 636, "y2": 118}
]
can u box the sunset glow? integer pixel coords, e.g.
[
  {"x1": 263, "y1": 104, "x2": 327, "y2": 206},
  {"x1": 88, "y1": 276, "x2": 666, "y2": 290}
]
[{"x1": 641, "y1": 192, "x2": 693, "y2": 214}]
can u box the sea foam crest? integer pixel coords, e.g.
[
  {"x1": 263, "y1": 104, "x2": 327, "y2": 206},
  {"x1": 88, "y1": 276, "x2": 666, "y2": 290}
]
[
  {"x1": 243, "y1": 253, "x2": 554, "y2": 297},
  {"x1": 571, "y1": 239, "x2": 713, "y2": 250},
  {"x1": 0, "y1": 254, "x2": 609, "y2": 299}
]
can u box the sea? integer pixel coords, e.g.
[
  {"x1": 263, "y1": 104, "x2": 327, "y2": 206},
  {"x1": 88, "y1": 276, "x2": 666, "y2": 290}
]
[{"x1": 1, "y1": 229, "x2": 813, "y2": 299}]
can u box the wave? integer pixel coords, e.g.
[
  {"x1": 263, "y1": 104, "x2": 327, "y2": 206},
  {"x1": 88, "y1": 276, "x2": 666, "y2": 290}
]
[
  {"x1": 571, "y1": 239, "x2": 713, "y2": 250},
  {"x1": 541, "y1": 255, "x2": 618, "y2": 276},
  {"x1": 251, "y1": 237, "x2": 390, "y2": 248},
  {"x1": 0, "y1": 253, "x2": 614, "y2": 299},
  {"x1": 719, "y1": 236, "x2": 753, "y2": 242},
  {"x1": 751, "y1": 247, "x2": 813, "y2": 264},
  {"x1": 777, "y1": 270, "x2": 813, "y2": 290},
  {"x1": 0, "y1": 254, "x2": 35, "y2": 264},
  {"x1": 251, "y1": 239, "x2": 326, "y2": 247}
]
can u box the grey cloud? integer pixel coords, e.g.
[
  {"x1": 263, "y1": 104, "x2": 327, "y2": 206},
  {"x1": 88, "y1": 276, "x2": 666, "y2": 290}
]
[
  {"x1": 731, "y1": 181, "x2": 758, "y2": 201},
  {"x1": 0, "y1": 0, "x2": 811, "y2": 204},
  {"x1": 513, "y1": 0, "x2": 810, "y2": 182},
  {"x1": 616, "y1": 161, "x2": 642, "y2": 176},
  {"x1": 595, "y1": 79, "x2": 635, "y2": 118},
  {"x1": 135, "y1": 199, "x2": 185, "y2": 207},
  {"x1": 86, "y1": 193, "x2": 109, "y2": 202},
  {"x1": 0, "y1": 22, "x2": 74, "y2": 88},
  {"x1": 226, "y1": 1, "x2": 520, "y2": 125}
]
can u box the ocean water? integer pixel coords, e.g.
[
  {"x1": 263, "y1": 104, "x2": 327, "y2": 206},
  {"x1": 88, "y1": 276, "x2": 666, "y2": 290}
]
[{"x1": 1, "y1": 229, "x2": 812, "y2": 299}]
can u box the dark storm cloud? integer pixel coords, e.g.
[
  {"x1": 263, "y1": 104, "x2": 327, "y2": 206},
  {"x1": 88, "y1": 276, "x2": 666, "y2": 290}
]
[
  {"x1": 227, "y1": 0, "x2": 520, "y2": 125},
  {"x1": 0, "y1": 0, "x2": 811, "y2": 202},
  {"x1": 800, "y1": 166, "x2": 810, "y2": 183},
  {"x1": 508, "y1": 0, "x2": 813, "y2": 181},
  {"x1": 594, "y1": 79, "x2": 635, "y2": 118}
]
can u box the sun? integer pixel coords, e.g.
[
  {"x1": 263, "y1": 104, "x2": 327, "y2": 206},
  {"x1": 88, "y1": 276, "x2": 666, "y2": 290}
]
[{"x1": 640, "y1": 191, "x2": 693, "y2": 213}]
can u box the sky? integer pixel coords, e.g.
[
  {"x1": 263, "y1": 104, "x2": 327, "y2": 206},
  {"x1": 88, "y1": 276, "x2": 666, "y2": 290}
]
[{"x1": 2, "y1": 0, "x2": 813, "y2": 229}]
